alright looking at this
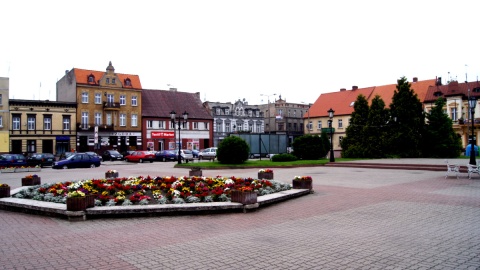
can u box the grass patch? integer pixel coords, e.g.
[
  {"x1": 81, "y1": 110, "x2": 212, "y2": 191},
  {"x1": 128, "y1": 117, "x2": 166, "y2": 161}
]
[{"x1": 176, "y1": 158, "x2": 363, "y2": 169}]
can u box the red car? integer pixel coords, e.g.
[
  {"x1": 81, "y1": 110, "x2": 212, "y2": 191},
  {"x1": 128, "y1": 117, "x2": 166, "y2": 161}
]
[{"x1": 124, "y1": 151, "x2": 155, "y2": 163}]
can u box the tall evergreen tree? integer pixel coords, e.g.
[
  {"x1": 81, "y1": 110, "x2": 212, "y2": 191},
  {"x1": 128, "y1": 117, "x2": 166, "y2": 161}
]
[
  {"x1": 423, "y1": 97, "x2": 462, "y2": 157},
  {"x1": 341, "y1": 94, "x2": 369, "y2": 157},
  {"x1": 364, "y1": 95, "x2": 388, "y2": 158},
  {"x1": 388, "y1": 76, "x2": 425, "y2": 157}
]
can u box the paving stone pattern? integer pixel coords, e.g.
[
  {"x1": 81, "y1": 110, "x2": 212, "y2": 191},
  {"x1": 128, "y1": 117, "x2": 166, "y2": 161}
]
[{"x1": 0, "y1": 161, "x2": 479, "y2": 269}]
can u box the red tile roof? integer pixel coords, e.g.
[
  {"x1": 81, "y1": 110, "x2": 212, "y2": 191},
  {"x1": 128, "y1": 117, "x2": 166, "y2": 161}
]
[
  {"x1": 307, "y1": 78, "x2": 437, "y2": 118},
  {"x1": 73, "y1": 68, "x2": 142, "y2": 89},
  {"x1": 142, "y1": 89, "x2": 213, "y2": 120}
]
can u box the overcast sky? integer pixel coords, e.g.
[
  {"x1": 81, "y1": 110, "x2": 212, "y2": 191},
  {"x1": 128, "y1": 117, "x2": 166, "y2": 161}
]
[{"x1": 1, "y1": 0, "x2": 479, "y2": 105}]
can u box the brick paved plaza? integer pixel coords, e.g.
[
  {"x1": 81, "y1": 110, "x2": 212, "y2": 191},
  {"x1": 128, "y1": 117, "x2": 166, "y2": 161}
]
[{"x1": 0, "y1": 160, "x2": 479, "y2": 269}]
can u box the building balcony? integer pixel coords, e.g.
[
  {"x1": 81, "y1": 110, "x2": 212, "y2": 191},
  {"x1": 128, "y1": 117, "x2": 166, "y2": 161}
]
[{"x1": 103, "y1": 102, "x2": 121, "y2": 110}]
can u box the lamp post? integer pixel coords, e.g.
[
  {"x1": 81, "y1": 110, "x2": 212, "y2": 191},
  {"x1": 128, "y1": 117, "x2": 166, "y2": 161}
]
[
  {"x1": 469, "y1": 97, "x2": 476, "y2": 165},
  {"x1": 170, "y1": 110, "x2": 188, "y2": 164},
  {"x1": 328, "y1": 108, "x2": 335, "y2": 162}
]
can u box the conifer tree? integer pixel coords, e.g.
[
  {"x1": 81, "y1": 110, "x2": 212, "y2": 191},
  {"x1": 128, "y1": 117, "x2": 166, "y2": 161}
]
[
  {"x1": 364, "y1": 95, "x2": 388, "y2": 158},
  {"x1": 423, "y1": 97, "x2": 462, "y2": 157},
  {"x1": 388, "y1": 76, "x2": 425, "y2": 157},
  {"x1": 341, "y1": 94, "x2": 369, "y2": 157}
]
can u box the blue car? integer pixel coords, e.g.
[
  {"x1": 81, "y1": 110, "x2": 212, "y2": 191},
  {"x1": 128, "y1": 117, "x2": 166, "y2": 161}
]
[
  {"x1": 0, "y1": 154, "x2": 27, "y2": 168},
  {"x1": 155, "y1": 150, "x2": 177, "y2": 162},
  {"x1": 52, "y1": 153, "x2": 101, "y2": 169}
]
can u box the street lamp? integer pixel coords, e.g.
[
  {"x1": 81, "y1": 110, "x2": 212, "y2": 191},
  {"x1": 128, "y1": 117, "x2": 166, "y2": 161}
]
[
  {"x1": 328, "y1": 108, "x2": 335, "y2": 162},
  {"x1": 170, "y1": 110, "x2": 188, "y2": 164},
  {"x1": 469, "y1": 97, "x2": 476, "y2": 165}
]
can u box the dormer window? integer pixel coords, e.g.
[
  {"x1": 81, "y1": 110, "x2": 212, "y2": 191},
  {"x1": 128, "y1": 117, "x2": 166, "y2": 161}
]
[
  {"x1": 124, "y1": 78, "x2": 132, "y2": 86},
  {"x1": 112, "y1": 78, "x2": 116, "y2": 84},
  {"x1": 88, "y1": 74, "x2": 95, "y2": 83},
  {"x1": 433, "y1": 91, "x2": 443, "y2": 97},
  {"x1": 106, "y1": 78, "x2": 110, "y2": 84},
  {"x1": 473, "y1": 87, "x2": 480, "y2": 93}
]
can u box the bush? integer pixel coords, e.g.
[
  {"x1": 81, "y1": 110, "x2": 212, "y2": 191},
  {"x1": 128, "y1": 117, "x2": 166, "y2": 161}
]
[
  {"x1": 271, "y1": 153, "x2": 298, "y2": 162},
  {"x1": 292, "y1": 134, "x2": 325, "y2": 160},
  {"x1": 217, "y1": 136, "x2": 250, "y2": 164}
]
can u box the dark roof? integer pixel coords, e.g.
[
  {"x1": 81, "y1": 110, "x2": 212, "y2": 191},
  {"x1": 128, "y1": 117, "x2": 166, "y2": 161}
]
[
  {"x1": 142, "y1": 89, "x2": 213, "y2": 120},
  {"x1": 424, "y1": 81, "x2": 480, "y2": 102}
]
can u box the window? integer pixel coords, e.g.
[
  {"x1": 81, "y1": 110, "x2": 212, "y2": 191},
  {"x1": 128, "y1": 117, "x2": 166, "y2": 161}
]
[
  {"x1": 147, "y1": 120, "x2": 153, "y2": 129},
  {"x1": 451, "y1": 107, "x2": 458, "y2": 121},
  {"x1": 0, "y1": 94, "x2": 2, "y2": 104},
  {"x1": 131, "y1": 96, "x2": 137, "y2": 106},
  {"x1": 256, "y1": 111, "x2": 259, "y2": 117},
  {"x1": 27, "y1": 115, "x2": 36, "y2": 130},
  {"x1": 338, "y1": 119, "x2": 343, "y2": 128},
  {"x1": 225, "y1": 108, "x2": 230, "y2": 115},
  {"x1": 95, "y1": 112, "x2": 102, "y2": 125},
  {"x1": 12, "y1": 115, "x2": 20, "y2": 130},
  {"x1": 107, "y1": 94, "x2": 114, "y2": 103},
  {"x1": 317, "y1": 121, "x2": 322, "y2": 129},
  {"x1": 63, "y1": 116, "x2": 70, "y2": 130},
  {"x1": 248, "y1": 110, "x2": 252, "y2": 117},
  {"x1": 158, "y1": 121, "x2": 165, "y2": 129},
  {"x1": 293, "y1": 110, "x2": 296, "y2": 117},
  {"x1": 27, "y1": 140, "x2": 36, "y2": 153},
  {"x1": 112, "y1": 78, "x2": 116, "y2": 84},
  {"x1": 120, "y1": 95, "x2": 126, "y2": 105},
  {"x1": 81, "y1": 112, "x2": 89, "y2": 126},
  {"x1": 216, "y1": 108, "x2": 221, "y2": 115},
  {"x1": 131, "y1": 114, "x2": 138, "y2": 127},
  {"x1": 120, "y1": 113, "x2": 126, "y2": 126},
  {"x1": 88, "y1": 74, "x2": 95, "y2": 83},
  {"x1": 216, "y1": 123, "x2": 222, "y2": 132},
  {"x1": 308, "y1": 121, "x2": 312, "y2": 130},
  {"x1": 0, "y1": 115, "x2": 2, "y2": 127},
  {"x1": 125, "y1": 78, "x2": 131, "y2": 86},
  {"x1": 193, "y1": 122, "x2": 198, "y2": 130},
  {"x1": 225, "y1": 123, "x2": 230, "y2": 132},
  {"x1": 95, "y1": 93, "x2": 101, "y2": 104},
  {"x1": 43, "y1": 116, "x2": 52, "y2": 130},
  {"x1": 82, "y1": 92, "x2": 88, "y2": 103},
  {"x1": 106, "y1": 78, "x2": 110, "y2": 84},
  {"x1": 106, "y1": 113, "x2": 112, "y2": 125}
]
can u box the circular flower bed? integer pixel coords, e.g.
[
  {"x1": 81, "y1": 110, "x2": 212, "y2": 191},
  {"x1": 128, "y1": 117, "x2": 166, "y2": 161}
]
[{"x1": 12, "y1": 175, "x2": 292, "y2": 206}]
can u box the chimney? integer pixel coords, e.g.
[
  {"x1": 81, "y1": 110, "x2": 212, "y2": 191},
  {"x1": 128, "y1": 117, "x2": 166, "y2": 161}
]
[
  {"x1": 352, "y1": 86, "x2": 358, "y2": 90},
  {"x1": 169, "y1": 88, "x2": 177, "y2": 91},
  {"x1": 412, "y1": 77, "x2": 418, "y2": 83},
  {"x1": 340, "y1": 88, "x2": 346, "y2": 91},
  {"x1": 436, "y1": 77, "x2": 442, "y2": 86}
]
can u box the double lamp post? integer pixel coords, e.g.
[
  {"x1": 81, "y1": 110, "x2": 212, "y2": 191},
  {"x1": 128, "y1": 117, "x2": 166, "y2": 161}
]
[
  {"x1": 328, "y1": 108, "x2": 335, "y2": 162},
  {"x1": 170, "y1": 110, "x2": 188, "y2": 164},
  {"x1": 469, "y1": 97, "x2": 477, "y2": 165}
]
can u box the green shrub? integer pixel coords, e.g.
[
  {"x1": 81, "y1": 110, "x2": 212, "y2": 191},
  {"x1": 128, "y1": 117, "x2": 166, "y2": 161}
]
[
  {"x1": 271, "y1": 153, "x2": 298, "y2": 162},
  {"x1": 217, "y1": 136, "x2": 250, "y2": 164}
]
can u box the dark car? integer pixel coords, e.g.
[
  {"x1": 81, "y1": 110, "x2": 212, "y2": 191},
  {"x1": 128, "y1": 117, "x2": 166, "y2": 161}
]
[
  {"x1": 155, "y1": 150, "x2": 177, "y2": 162},
  {"x1": 124, "y1": 151, "x2": 155, "y2": 163},
  {"x1": 26, "y1": 153, "x2": 55, "y2": 168},
  {"x1": 0, "y1": 154, "x2": 27, "y2": 167},
  {"x1": 52, "y1": 153, "x2": 101, "y2": 169},
  {"x1": 102, "y1": 150, "x2": 123, "y2": 161}
]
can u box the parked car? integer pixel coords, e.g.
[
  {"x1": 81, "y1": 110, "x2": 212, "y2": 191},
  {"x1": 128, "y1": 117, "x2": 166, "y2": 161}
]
[
  {"x1": 52, "y1": 153, "x2": 101, "y2": 169},
  {"x1": 26, "y1": 153, "x2": 55, "y2": 167},
  {"x1": 0, "y1": 154, "x2": 27, "y2": 167},
  {"x1": 155, "y1": 150, "x2": 177, "y2": 162},
  {"x1": 178, "y1": 149, "x2": 194, "y2": 163},
  {"x1": 122, "y1": 150, "x2": 135, "y2": 159},
  {"x1": 198, "y1": 147, "x2": 217, "y2": 160},
  {"x1": 102, "y1": 150, "x2": 123, "y2": 161},
  {"x1": 124, "y1": 151, "x2": 155, "y2": 163},
  {"x1": 86, "y1": 152, "x2": 103, "y2": 162}
]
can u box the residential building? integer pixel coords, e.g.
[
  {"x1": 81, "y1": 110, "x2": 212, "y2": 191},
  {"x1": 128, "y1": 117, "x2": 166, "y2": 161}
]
[
  {"x1": 142, "y1": 89, "x2": 213, "y2": 151},
  {"x1": 259, "y1": 95, "x2": 310, "y2": 146},
  {"x1": 306, "y1": 77, "x2": 437, "y2": 156},
  {"x1": 0, "y1": 77, "x2": 9, "y2": 153},
  {"x1": 9, "y1": 99, "x2": 77, "y2": 155},
  {"x1": 423, "y1": 79, "x2": 480, "y2": 148},
  {"x1": 56, "y1": 62, "x2": 142, "y2": 153},
  {"x1": 204, "y1": 98, "x2": 263, "y2": 147}
]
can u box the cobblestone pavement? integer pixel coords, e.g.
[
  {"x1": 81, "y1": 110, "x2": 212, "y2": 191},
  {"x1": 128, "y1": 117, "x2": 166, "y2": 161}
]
[{"x1": 1, "y1": 160, "x2": 479, "y2": 270}]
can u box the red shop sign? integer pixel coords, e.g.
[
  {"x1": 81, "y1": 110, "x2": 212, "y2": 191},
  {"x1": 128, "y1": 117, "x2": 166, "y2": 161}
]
[{"x1": 151, "y1": 131, "x2": 175, "y2": 139}]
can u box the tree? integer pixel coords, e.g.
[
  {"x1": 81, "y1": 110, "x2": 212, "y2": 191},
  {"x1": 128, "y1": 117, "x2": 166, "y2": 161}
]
[
  {"x1": 388, "y1": 77, "x2": 425, "y2": 158},
  {"x1": 341, "y1": 94, "x2": 369, "y2": 158},
  {"x1": 292, "y1": 134, "x2": 324, "y2": 160},
  {"x1": 423, "y1": 98, "x2": 462, "y2": 157},
  {"x1": 217, "y1": 136, "x2": 250, "y2": 164},
  {"x1": 363, "y1": 95, "x2": 389, "y2": 158}
]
